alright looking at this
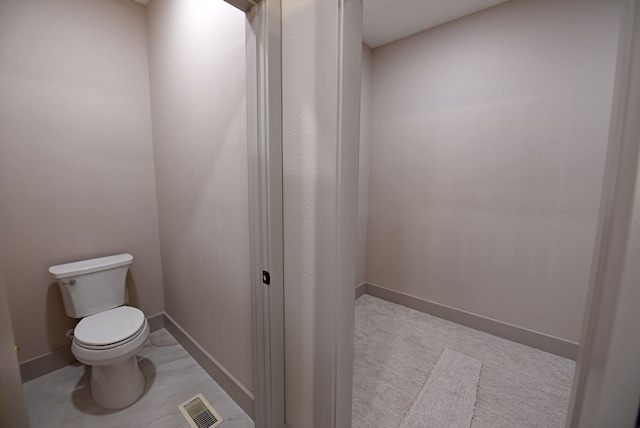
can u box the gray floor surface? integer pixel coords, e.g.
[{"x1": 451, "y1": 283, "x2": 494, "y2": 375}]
[
  {"x1": 399, "y1": 348, "x2": 481, "y2": 428},
  {"x1": 23, "y1": 328, "x2": 253, "y2": 428},
  {"x1": 352, "y1": 294, "x2": 575, "y2": 428}
]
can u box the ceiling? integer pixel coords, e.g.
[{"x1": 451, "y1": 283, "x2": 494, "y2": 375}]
[
  {"x1": 132, "y1": 0, "x2": 509, "y2": 48},
  {"x1": 363, "y1": 0, "x2": 511, "y2": 48}
]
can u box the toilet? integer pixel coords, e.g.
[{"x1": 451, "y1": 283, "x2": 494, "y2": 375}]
[{"x1": 49, "y1": 253, "x2": 150, "y2": 410}]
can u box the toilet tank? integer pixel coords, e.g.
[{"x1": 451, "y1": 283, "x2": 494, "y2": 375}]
[{"x1": 49, "y1": 253, "x2": 133, "y2": 319}]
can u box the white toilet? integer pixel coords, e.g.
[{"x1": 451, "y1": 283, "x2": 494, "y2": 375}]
[{"x1": 49, "y1": 253, "x2": 150, "y2": 410}]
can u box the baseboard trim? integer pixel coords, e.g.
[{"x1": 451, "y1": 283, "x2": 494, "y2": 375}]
[
  {"x1": 364, "y1": 282, "x2": 579, "y2": 360},
  {"x1": 355, "y1": 282, "x2": 367, "y2": 299},
  {"x1": 146, "y1": 312, "x2": 165, "y2": 332},
  {"x1": 162, "y1": 313, "x2": 254, "y2": 419},
  {"x1": 19, "y1": 347, "x2": 76, "y2": 382},
  {"x1": 20, "y1": 313, "x2": 168, "y2": 382},
  {"x1": 20, "y1": 313, "x2": 255, "y2": 418}
]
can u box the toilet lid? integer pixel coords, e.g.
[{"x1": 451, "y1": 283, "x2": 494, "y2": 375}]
[{"x1": 74, "y1": 306, "x2": 145, "y2": 347}]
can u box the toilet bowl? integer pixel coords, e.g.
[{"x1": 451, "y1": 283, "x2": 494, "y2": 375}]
[
  {"x1": 71, "y1": 306, "x2": 150, "y2": 409},
  {"x1": 49, "y1": 253, "x2": 149, "y2": 410}
]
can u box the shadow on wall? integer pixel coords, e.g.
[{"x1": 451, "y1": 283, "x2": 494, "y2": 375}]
[
  {"x1": 46, "y1": 282, "x2": 76, "y2": 352},
  {"x1": 126, "y1": 270, "x2": 140, "y2": 308}
]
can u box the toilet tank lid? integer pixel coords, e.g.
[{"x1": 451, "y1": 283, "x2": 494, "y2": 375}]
[{"x1": 49, "y1": 253, "x2": 133, "y2": 279}]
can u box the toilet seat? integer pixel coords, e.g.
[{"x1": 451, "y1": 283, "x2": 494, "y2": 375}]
[{"x1": 74, "y1": 306, "x2": 146, "y2": 350}]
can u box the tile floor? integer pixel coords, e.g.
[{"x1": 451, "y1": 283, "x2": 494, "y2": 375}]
[{"x1": 23, "y1": 329, "x2": 253, "y2": 428}]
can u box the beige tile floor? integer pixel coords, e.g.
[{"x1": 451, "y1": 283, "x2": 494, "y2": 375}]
[{"x1": 23, "y1": 329, "x2": 253, "y2": 428}]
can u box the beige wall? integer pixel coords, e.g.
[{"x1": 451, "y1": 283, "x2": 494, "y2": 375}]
[
  {"x1": 282, "y1": 0, "x2": 320, "y2": 422},
  {"x1": 0, "y1": 0, "x2": 164, "y2": 363},
  {"x1": 283, "y1": 0, "x2": 362, "y2": 424},
  {"x1": 146, "y1": 0, "x2": 253, "y2": 393},
  {"x1": 365, "y1": 0, "x2": 622, "y2": 342},
  {"x1": 0, "y1": 276, "x2": 29, "y2": 427},
  {"x1": 357, "y1": 44, "x2": 372, "y2": 287},
  {"x1": 568, "y1": 3, "x2": 640, "y2": 422}
]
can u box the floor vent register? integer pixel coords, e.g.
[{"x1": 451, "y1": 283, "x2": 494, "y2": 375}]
[{"x1": 179, "y1": 393, "x2": 223, "y2": 428}]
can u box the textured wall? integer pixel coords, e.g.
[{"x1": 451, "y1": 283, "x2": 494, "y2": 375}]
[
  {"x1": 366, "y1": 0, "x2": 622, "y2": 342},
  {"x1": 356, "y1": 44, "x2": 372, "y2": 287},
  {"x1": 0, "y1": 0, "x2": 164, "y2": 363},
  {"x1": 282, "y1": 0, "x2": 319, "y2": 423},
  {"x1": 146, "y1": 0, "x2": 253, "y2": 393},
  {"x1": 283, "y1": 0, "x2": 361, "y2": 424},
  {"x1": 0, "y1": 276, "x2": 29, "y2": 427}
]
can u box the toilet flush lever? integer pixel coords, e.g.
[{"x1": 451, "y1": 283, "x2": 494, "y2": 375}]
[{"x1": 63, "y1": 279, "x2": 76, "y2": 286}]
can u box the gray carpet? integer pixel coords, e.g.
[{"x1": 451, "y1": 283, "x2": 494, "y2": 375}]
[
  {"x1": 352, "y1": 295, "x2": 575, "y2": 428},
  {"x1": 399, "y1": 348, "x2": 481, "y2": 428}
]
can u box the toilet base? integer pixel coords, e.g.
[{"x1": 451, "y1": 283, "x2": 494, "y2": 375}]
[{"x1": 90, "y1": 355, "x2": 146, "y2": 409}]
